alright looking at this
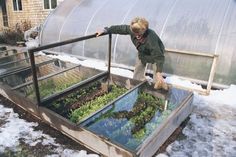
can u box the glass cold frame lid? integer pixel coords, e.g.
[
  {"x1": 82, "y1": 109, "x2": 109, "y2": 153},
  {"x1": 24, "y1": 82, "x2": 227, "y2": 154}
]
[{"x1": 81, "y1": 84, "x2": 191, "y2": 151}]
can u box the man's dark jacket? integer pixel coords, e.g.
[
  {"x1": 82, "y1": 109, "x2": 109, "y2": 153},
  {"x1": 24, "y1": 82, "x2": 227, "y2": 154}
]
[{"x1": 105, "y1": 25, "x2": 165, "y2": 72}]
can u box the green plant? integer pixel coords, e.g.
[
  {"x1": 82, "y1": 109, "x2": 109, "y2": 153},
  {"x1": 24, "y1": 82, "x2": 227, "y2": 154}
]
[
  {"x1": 85, "y1": 91, "x2": 171, "y2": 150},
  {"x1": 70, "y1": 85, "x2": 127, "y2": 123},
  {"x1": 0, "y1": 20, "x2": 31, "y2": 45},
  {"x1": 111, "y1": 92, "x2": 163, "y2": 135},
  {"x1": 49, "y1": 81, "x2": 101, "y2": 117}
]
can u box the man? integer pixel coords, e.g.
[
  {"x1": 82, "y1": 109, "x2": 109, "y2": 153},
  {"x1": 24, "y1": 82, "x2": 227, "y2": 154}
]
[{"x1": 96, "y1": 17, "x2": 168, "y2": 90}]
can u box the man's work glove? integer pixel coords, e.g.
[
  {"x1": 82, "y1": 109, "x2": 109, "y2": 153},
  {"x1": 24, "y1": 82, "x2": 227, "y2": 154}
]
[{"x1": 154, "y1": 72, "x2": 168, "y2": 91}]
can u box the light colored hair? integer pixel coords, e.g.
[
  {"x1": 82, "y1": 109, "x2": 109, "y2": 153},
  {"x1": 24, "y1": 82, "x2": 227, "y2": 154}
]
[{"x1": 130, "y1": 17, "x2": 149, "y2": 34}]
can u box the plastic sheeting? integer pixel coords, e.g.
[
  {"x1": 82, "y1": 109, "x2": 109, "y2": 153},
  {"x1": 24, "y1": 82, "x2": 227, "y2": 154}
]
[{"x1": 40, "y1": 0, "x2": 236, "y2": 86}]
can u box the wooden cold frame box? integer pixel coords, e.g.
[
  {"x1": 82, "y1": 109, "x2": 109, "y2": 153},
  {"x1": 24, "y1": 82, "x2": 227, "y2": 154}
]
[{"x1": 0, "y1": 55, "x2": 193, "y2": 157}]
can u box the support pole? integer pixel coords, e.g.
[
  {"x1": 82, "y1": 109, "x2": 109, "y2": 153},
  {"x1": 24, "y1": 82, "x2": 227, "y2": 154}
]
[
  {"x1": 28, "y1": 50, "x2": 41, "y2": 105},
  {"x1": 206, "y1": 54, "x2": 219, "y2": 95},
  {"x1": 108, "y1": 33, "x2": 112, "y2": 75},
  {"x1": 106, "y1": 34, "x2": 112, "y2": 92}
]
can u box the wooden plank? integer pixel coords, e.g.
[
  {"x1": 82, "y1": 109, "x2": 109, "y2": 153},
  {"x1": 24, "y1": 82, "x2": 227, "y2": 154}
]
[
  {"x1": 166, "y1": 48, "x2": 215, "y2": 58},
  {"x1": 206, "y1": 55, "x2": 218, "y2": 95},
  {"x1": 168, "y1": 83, "x2": 207, "y2": 95},
  {"x1": 0, "y1": 84, "x2": 40, "y2": 118}
]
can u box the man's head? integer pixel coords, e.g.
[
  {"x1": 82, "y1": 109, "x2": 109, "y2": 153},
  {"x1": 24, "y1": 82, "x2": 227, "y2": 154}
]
[{"x1": 130, "y1": 17, "x2": 149, "y2": 39}]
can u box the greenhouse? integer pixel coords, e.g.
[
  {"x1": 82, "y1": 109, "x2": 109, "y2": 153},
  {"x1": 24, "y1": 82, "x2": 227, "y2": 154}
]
[{"x1": 40, "y1": 0, "x2": 236, "y2": 87}]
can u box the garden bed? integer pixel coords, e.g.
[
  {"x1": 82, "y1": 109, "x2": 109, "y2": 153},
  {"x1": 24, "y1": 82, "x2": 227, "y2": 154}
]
[
  {"x1": 0, "y1": 54, "x2": 193, "y2": 157},
  {"x1": 80, "y1": 83, "x2": 193, "y2": 156},
  {"x1": 46, "y1": 80, "x2": 128, "y2": 123}
]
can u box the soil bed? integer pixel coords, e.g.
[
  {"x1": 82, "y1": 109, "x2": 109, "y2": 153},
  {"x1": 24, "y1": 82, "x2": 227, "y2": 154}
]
[{"x1": 46, "y1": 81, "x2": 128, "y2": 123}]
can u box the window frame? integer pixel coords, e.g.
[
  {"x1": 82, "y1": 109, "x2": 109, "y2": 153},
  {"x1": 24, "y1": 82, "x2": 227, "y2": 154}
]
[
  {"x1": 43, "y1": 0, "x2": 57, "y2": 10},
  {"x1": 12, "y1": 0, "x2": 22, "y2": 11}
]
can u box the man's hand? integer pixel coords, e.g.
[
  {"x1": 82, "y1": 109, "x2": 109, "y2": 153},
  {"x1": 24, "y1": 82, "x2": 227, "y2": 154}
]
[
  {"x1": 96, "y1": 31, "x2": 103, "y2": 37},
  {"x1": 96, "y1": 29, "x2": 106, "y2": 37},
  {"x1": 154, "y1": 72, "x2": 168, "y2": 90}
]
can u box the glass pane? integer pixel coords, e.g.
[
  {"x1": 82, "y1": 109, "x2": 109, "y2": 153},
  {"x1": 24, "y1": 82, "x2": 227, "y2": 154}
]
[
  {"x1": 13, "y1": 0, "x2": 17, "y2": 11},
  {"x1": 16, "y1": 66, "x2": 104, "y2": 101},
  {"x1": 44, "y1": 0, "x2": 50, "y2": 9},
  {"x1": 18, "y1": 0, "x2": 22, "y2": 10},
  {"x1": 0, "y1": 52, "x2": 27, "y2": 66},
  {"x1": 81, "y1": 84, "x2": 191, "y2": 151},
  {"x1": 0, "y1": 57, "x2": 58, "y2": 87},
  {"x1": 51, "y1": 0, "x2": 57, "y2": 9},
  {"x1": 0, "y1": 57, "x2": 31, "y2": 72}
]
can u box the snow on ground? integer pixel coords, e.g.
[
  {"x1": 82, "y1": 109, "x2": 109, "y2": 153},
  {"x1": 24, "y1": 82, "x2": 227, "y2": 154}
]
[
  {"x1": 157, "y1": 84, "x2": 236, "y2": 157},
  {"x1": 1, "y1": 52, "x2": 236, "y2": 156},
  {"x1": 45, "y1": 53, "x2": 134, "y2": 79},
  {"x1": 0, "y1": 104, "x2": 99, "y2": 157},
  {"x1": 157, "y1": 86, "x2": 236, "y2": 157}
]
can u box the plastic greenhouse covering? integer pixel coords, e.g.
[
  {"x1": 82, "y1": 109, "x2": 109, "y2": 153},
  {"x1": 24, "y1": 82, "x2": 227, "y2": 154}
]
[{"x1": 40, "y1": 0, "x2": 236, "y2": 86}]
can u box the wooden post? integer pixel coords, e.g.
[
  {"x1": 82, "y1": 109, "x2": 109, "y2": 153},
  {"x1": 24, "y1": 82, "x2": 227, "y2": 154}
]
[
  {"x1": 165, "y1": 49, "x2": 219, "y2": 95},
  {"x1": 206, "y1": 55, "x2": 219, "y2": 95}
]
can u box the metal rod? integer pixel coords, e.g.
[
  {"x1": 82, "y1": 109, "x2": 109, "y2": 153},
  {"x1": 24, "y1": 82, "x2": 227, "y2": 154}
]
[
  {"x1": 28, "y1": 33, "x2": 109, "y2": 105},
  {"x1": 108, "y1": 33, "x2": 112, "y2": 75},
  {"x1": 106, "y1": 34, "x2": 112, "y2": 92},
  {"x1": 41, "y1": 71, "x2": 109, "y2": 105},
  {"x1": 29, "y1": 33, "x2": 108, "y2": 53},
  {"x1": 29, "y1": 50, "x2": 41, "y2": 105},
  {"x1": 12, "y1": 65, "x2": 80, "y2": 90}
]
